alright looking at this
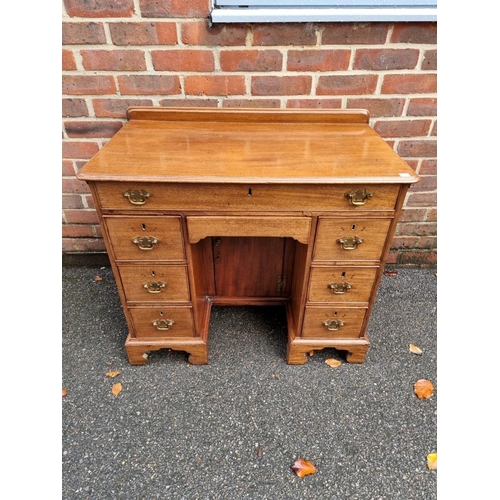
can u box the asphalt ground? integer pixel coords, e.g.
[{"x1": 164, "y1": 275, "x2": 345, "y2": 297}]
[{"x1": 62, "y1": 266, "x2": 437, "y2": 499}]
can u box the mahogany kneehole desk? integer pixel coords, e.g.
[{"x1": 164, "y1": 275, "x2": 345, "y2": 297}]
[{"x1": 77, "y1": 107, "x2": 419, "y2": 366}]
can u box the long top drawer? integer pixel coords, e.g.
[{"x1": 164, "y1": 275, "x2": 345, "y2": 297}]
[{"x1": 95, "y1": 182, "x2": 400, "y2": 212}]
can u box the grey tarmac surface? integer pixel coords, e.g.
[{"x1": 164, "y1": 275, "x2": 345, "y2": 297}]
[{"x1": 62, "y1": 266, "x2": 437, "y2": 500}]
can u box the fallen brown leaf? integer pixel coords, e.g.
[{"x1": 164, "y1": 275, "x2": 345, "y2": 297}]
[
  {"x1": 414, "y1": 379, "x2": 434, "y2": 399},
  {"x1": 325, "y1": 358, "x2": 342, "y2": 368},
  {"x1": 383, "y1": 270, "x2": 398, "y2": 277},
  {"x1": 409, "y1": 344, "x2": 423, "y2": 355},
  {"x1": 106, "y1": 370, "x2": 121, "y2": 378},
  {"x1": 62, "y1": 388, "x2": 68, "y2": 398},
  {"x1": 427, "y1": 452, "x2": 437, "y2": 470},
  {"x1": 94, "y1": 275, "x2": 103, "y2": 281},
  {"x1": 112, "y1": 382, "x2": 122, "y2": 396},
  {"x1": 291, "y1": 458, "x2": 316, "y2": 478}
]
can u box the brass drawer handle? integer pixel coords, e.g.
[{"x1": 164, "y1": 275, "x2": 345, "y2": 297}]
[
  {"x1": 153, "y1": 318, "x2": 174, "y2": 331},
  {"x1": 337, "y1": 236, "x2": 363, "y2": 250},
  {"x1": 132, "y1": 236, "x2": 159, "y2": 250},
  {"x1": 345, "y1": 188, "x2": 373, "y2": 206},
  {"x1": 323, "y1": 319, "x2": 344, "y2": 331},
  {"x1": 328, "y1": 282, "x2": 352, "y2": 294},
  {"x1": 143, "y1": 281, "x2": 167, "y2": 294},
  {"x1": 123, "y1": 188, "x2": 151, "y2": 205}
]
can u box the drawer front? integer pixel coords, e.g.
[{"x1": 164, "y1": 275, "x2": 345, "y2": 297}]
[
  {"x1": 96, "y1": 182, "x2": 399, "y2": 212},
  {"x1": 302, "y1": 306, "x2": 367, "y2": 339},
  {"x1": 104, "y1": 216, "x2": 185, "y2": 261},
  {"x1": 314, "y1": 217, "x2": 392, "y2": 261},
  {"x1": 129, "y1": 306, "x2": 195, "y2": 339},
  {"x1": 308, "y1": 266, "x2": 378, "y2": 303},
  {"x1": 118, "y1": 264, "x2": 190, "y2": 302}
]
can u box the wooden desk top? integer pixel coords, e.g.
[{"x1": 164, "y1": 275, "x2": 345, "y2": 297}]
[{"x1": 77, "y1": 107, "x2": 419, "y2": 185}]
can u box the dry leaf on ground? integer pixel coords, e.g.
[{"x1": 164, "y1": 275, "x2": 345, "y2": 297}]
[
  {"x1": 414, "y1": 379, "x2": 434, "y2": 399},
  {"x1": 94, "y1": 275, "x2": 102, "y2": 281},
  {"x1": 409, "y1": 344, "x2": 423, "y2": 355},
  {"x1": 427, "y1": 452, "x2": 437, "y2": 470},
  {"x1": 62, "y1": 388, "x2": 68, "y2": 397},
  {"x1": 291, "y1": 459, "x2": 316, "y2": 478},
  {"x1": 383, "y1": 270, "x2": 398, "y2": 277},
  {"x1": 325, "y1": 358, "x2": 342, "y2": 368},
  {"x1": 112, "y1": 383, "x2": 122, "y2": 396},
  {"x1": 106, "y1": 370, "x2": 121, "y2": 378}
]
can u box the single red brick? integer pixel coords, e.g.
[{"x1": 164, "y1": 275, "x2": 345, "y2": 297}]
[
  {"x1": 419, "y1": 159, "x2": 437, "y2": 175},
  {"x1": 426, "y1": 208, "x2": 437, "y2": 222},
  {"x1": 286, "y1": 99, "x2": 342, "y2": 109},
  {"x1": 251, "y1": 76, "x2": 312, "y2": 96},
  {"x1": 381, "y1": 74, "x2": 437, "y2": 94},
  {"x1": 63, "y1": 209, "x2": 100, "y2": 224},
  {"x1": 139, "y1": 0, "x2": 209, "y2": 17},
  {"x1": 63, "y1": 98, "x2": 89, "y2": 117},
  {"x1": 156, "y1": 22, "x2": 178, "y2": 44},
  {"x1": 397, "y1": 222, "x2": 436, "y2": 237},
  {"x1": 321, "y1": 23, "x2": 388, "y2": 45},
  {"x1": 64, "y1": 0, "x2": 134, "y2": 18},
  {"x1": 347, "y1": 98, "x2": 405, "y2": 117},
  {"x1": 353, "y1": 48, "x2": 419, "y2": 71},
  {"x1": 398, "y1": 139, "x2": 437, "y2": 158},
  {"x1": 407, "y1": 98, "x2": 437, "y2": 116},
  {"x1": 220, "y1": 50, "x2": 282, "y2": 72},
  {"x1": 62, "y1": 22, "x2": 106, "y2": 45},
  {"x1": 405, "y1": 192, "x2": 437, "y2": 207},
  {"x1": 422, "y1": 50, "x2": 437, "y2": 71},
  {"x1": 62, "y1": 225, "x2": 96, "y2": 238},
  {"x1": 396, "y1": 251, "x2": 437, "y2": 267},
  {"x1": 317, "y1": 75, "x2": 378, "y2": 95},
  {"x1": 72, "y1": 238, "x2": 107, "y2": 252},
  {"x1": 109, "y1": 22, "x2": 152, "y2": 46},
  {"x1": 63, "y1": 75, "x2": 117, "y2": 95},
  {"x1": 62, "y1": 141, "x2": 100, "y2": 159},
  {"x1": 287, "y1": 49, "x2": 350, "y2": 71},
  {"x1": 62, "y1": 50, "x2": 77, "y2": 70},
  {"x1": 151, "y1": 50, "x2": 215, "y2": 71},
  {"x1": 81, "y1": 50, "x2": 146, "y2": 71},
  {"x1": 93, "y1": 98, "x2": 153, "y2": 117},
  {"x1": 64, "y1": 120, "x2": 123, "y2": 138},
  {"x1": 398, "y1": 208, "x2": 427, "y2": 222},
  {"x1": 416, "y1": 237, "x2": 437, "y2": 250},
  {"x1": 185, "y1": 75, "x2": 246, "y2": 96},
  {"x1": 62, "y1": 160, "x2": 76, "y2": 176},
  {"x1": 222, "y1": 99, "x2": 281, "y2": 108},
  {"x1": 62, "y1": 177, "x2": 91, "y2": 195},
  {"x1": 118, "y1": 75, "x2": 181, "y2": 95},
  {"x1": 253, "y1": 23, "x2": 317, "y2": 46},
  {"x1": 390, "y1": 22, "x2": 437, "y2": 44},
  {"x1": 182, "y1": 21, "x2": 247, "y2": 46},
  {"x1": 390, "y1": 236, "x2": 419, "y2": 249},
  {"x1": 373, "y1": 119, "x2": 432, "y2": 138},
  {"x1": 63, "y1": 194, "x2": 84, "y2": 209}
]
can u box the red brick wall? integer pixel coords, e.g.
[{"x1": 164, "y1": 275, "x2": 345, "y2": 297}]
[{"x1": 62, "y1": 0, "x2": 437, "y2": 267}]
